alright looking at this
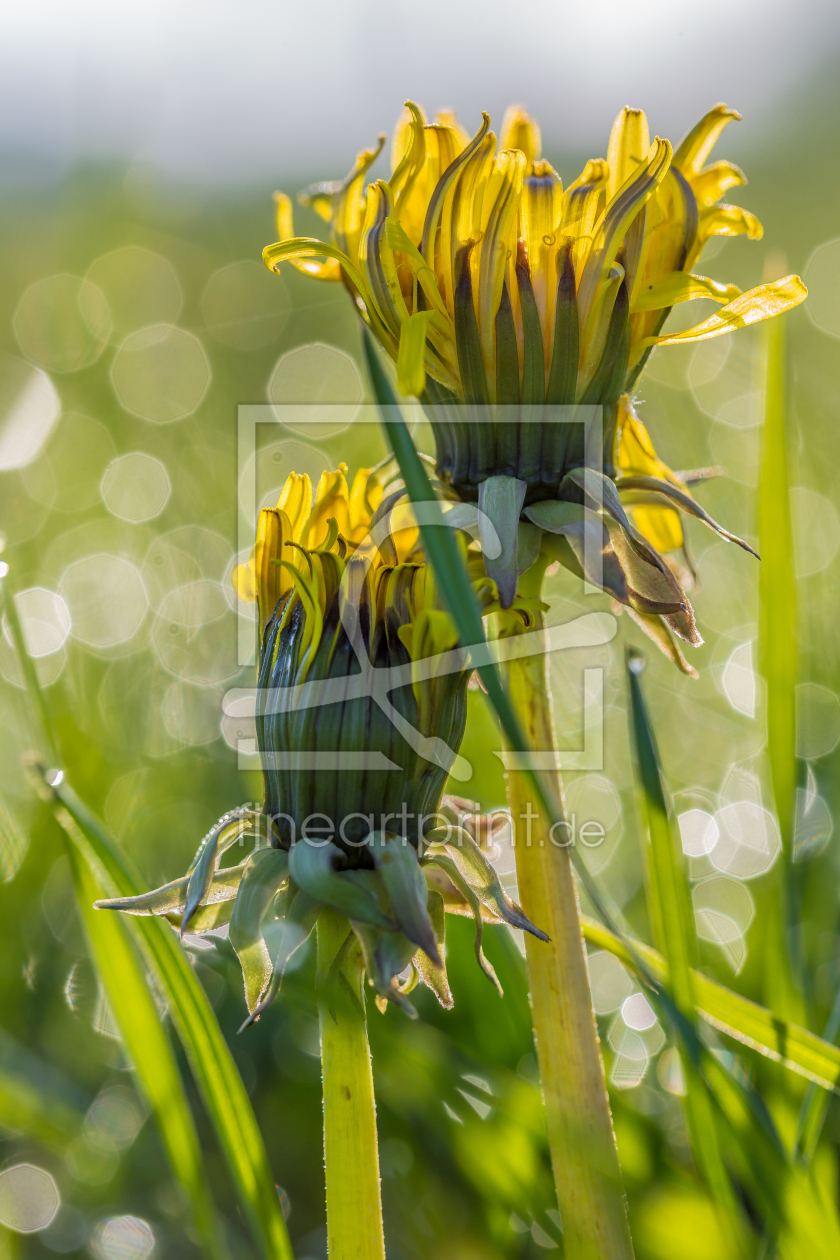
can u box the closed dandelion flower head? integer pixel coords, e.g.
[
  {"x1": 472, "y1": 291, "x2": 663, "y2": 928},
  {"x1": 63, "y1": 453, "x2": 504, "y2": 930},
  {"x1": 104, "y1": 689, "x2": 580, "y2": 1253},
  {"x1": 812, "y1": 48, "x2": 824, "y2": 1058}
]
[
  {"x1": 265, "y1": 100, "x2": 805, "y2": 496},
  {"x1": 97, "y1": 464, "x2": 547, "y2": 1019}
]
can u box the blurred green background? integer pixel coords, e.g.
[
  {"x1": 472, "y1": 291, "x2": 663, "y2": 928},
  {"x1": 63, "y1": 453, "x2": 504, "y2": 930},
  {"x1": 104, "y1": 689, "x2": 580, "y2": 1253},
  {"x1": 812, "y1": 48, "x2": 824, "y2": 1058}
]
[{"x1": 2, "y1": 20, "x2": 840, "y2": 1258}]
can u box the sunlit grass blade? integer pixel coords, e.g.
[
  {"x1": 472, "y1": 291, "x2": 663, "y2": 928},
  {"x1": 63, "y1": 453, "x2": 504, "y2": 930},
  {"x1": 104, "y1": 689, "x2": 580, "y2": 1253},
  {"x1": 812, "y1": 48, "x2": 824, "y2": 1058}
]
[
  {"x1": 362, "y1": 331, "x2": 637, "y2": 947},
  {"x1": 628, "y1": 652, "x2": 748, "y2": 1250},
  {"x1": 796, "y1": 988, "x2": 840, "y2": 1164},
  {"x1": 4, "y1": 556, "x2": 293, "y2": 1260},
  {"x1": 0, "y1": 1064, "x2": 82, "y2": 1153},
  {"x1": 758, "y1": 311, "x2": 801, "y2": 1021},
  {"x1": 61, "y1": 831, "x2": 228, "y2": 1260},
  {"x1": 581, "y1": 917, "x2": 840, "y2": 1090},
  {"x1": 48, "y1": 780, "x2": 294, "y2": 1260}
]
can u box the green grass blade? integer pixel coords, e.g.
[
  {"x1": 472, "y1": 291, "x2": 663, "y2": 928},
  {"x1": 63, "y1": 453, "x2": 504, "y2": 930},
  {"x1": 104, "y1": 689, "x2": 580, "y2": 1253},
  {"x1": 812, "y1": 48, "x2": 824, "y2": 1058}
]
[
  {"x1": 49, "y1": 781, "x2": 294, "y2": 1260},
  {"x1": 62, "y1": 834, "x2": 228, "y2": 1260},
  {"x1": 628, "y1": 653, "x2": 747, "y2": 1246},
  {"x1": 758, "y1": 312, "x2": 801, "y2": 1021},
  {"x1": 363, "y1": 332, "x2": 649, "y2": 960},
  {"x1": 581, "y1": 917, "x2": 840, "y2": 1090},
  {"x1": 796, "y1": 989, "x2": 840, "y2": 1163},
  {"x1": 0, "y1": 1066, "x2": 82, "y2": 1152}
]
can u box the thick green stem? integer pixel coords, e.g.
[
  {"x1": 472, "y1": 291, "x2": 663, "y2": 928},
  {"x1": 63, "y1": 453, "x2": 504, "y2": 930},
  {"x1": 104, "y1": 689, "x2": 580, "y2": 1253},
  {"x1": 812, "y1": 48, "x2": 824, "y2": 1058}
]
[
  {"x1": 503, "y1": 582, "x2": 634, "y2": 1260},
  {"x1": 316, "y1": 910, "x2": 386, "y2": 1260}
]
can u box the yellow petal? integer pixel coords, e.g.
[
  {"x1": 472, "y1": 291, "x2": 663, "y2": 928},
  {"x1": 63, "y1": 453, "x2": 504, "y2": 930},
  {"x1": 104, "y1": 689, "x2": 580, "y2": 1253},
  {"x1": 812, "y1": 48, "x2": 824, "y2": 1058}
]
[
  {"x1": 698, "y1": 202, "x2": 763, "y2": 242},
  {"x1": 310, "y1": 467, "x2": 351, "y2": 545},
  {"x1": 606, "y1": 107, "x2": 650, "y2": 201},
  {"x1": 520, "y1": 161, "x2": 563, "y2": 356},
  {"x1": 631, "y1": 271, "x2": 741, "y2": 314},
  {"x1": 632, "y1": 275, "x2": 807, "y2": 357},
  {"x1": 299, "y1": 136, "x2": 386, "y2": 264},
  {"x1": 262, "y1": 237, "x2": 399, "y2": 357},
  {"x1": 432, "y1": 109, "x2": 470, "y2": 150},
  {"x1": 631, "y1": 504, "x2": 685, "y2": 552},
  {"x1": 397, "y1": 311, "x2": 434, "y2": 397},
  {"x1": 578, "y1": 139, "x2": 671, "y2": 328},
  {"x1": 232, "y1": 562, "x2": 257, "y2": 604},
  {"x1": 272, "y1": 194, "x2": 341, "y2": 281},
  {"x1": 276, "y1": 473, "x2": 313, "y2": 544},
  {"x1": 253, "y1": 508, "x2": 290, "y2": 632},
  {"x1": 673, "y1": 104, "x2": 741, "y2": 179},
  {"x1": 499, "y1": 105, "x2": 542, "y2": 163},
  {"x1": 616, "y1": 401, "x2": 685, "y2": 550},
  {"x1": 348, "y1": 468, "x2": 374, "y2": 537},
  {"x1": 391, "y1": 100, "x2": 427, "y2": 174},
  {"x1": 689, "y1": 160, "x2": 746, "y2": 207},
  {"x1": 476, "y1": 149, "x2": 527, "y2": 376}
]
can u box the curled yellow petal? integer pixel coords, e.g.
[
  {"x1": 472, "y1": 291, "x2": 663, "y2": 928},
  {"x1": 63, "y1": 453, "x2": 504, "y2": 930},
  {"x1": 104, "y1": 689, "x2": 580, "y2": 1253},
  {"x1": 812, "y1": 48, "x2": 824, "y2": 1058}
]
[
  {"x1": 272, "y1": 195, "x2": 341, "y2": 281},
  {"x1": 690, "y1": 160, "x2": 746, "y2": 207},
  {"x1": 632, "y1": 275, "x2": 807, "y2": 358},
  {"x1": 699, "y1": 202, "x2": 763, "y2": 242},
  {"x1": 631, "y1": 271, "x2": 741, "y2": 314},
  {"x1": 673, "y1": 104, "x2": 741, "y2": 178}
]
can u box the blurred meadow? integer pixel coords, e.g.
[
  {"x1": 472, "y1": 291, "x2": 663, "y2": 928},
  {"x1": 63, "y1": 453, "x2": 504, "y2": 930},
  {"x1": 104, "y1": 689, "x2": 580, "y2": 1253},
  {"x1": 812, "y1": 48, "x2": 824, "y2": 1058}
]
[{"x1": 2, "y1": 5, "x2": 840, "y2": 1257}]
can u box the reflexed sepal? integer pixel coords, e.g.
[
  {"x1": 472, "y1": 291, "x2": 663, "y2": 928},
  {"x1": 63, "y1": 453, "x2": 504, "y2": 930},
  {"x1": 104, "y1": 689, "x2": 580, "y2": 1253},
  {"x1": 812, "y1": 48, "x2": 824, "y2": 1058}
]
[
  {"x1": 93, "y1": 861, "x2": 248, "y2": 918},
  {"x1": 525, "y1": 500, "x2": 626, "y2": 598},
  {"x1": 288, "y1": 840, "x2": 396, "y2": 931},
  {"x1": 423, "y1": 853, "x2": 503, "y2": 995},
  {"x1": 182, "y1": 808, "x2": 260, "y2": 934},
  {"x1": 621, "y1": 605, "x2": 700, "y2": 679},
  {"x1": 229, "y1": 848, "x2": 289, "y2": 1014},
  {"x1": 371, "y1": 833, "x2": 441, "y2": 964},
  {"x1": 424, "y1": 826, "x2": 548, "y2": 941},
  {"x1": 616, "y1": 474, "x2": 759, "y2": 557},
  {"x1": 477, "y1": 475, "x2": 527, "y2": 609},
  {"x1": 352, "y1": 923, "x2": 419, "y2": 1017},
  {"x1": 413, "y1": 891, "x2": 453, "y2": 1008},
  {"x1": 240, "y1": 884, "x2": 323, "y2": 1029}
]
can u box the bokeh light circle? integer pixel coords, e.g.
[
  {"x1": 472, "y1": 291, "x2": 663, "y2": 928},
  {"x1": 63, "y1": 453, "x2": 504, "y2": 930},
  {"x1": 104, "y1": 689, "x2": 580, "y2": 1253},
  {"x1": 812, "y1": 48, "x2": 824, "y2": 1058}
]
[
  {"x1": 796, "y1": 682, "x2": 840, "y2": 760},
  {"x1": 60, "y1": 554, "x2": 148, "y2": 649},
  {"x1": 151, "y1": 579, "x2": 237, "y2": 686},
  {"x1": 0, "y1": 1163, "x2": 60, "y2": 1233},
  {"x1": 161, "y1": 681, "x2": 222, "y2": 745},
  {"x1": 239, "y1": 437, "x2": 325, "y2": 522},
  {"x1": 201, "y1": 260, "x2": 290, "y2": 350},
  {"x1": 693, "y1": 874, "x2": 755, "y2": 945},
  {"x1": 803, "y1": 238, "x2": 840, "y2": 338},
  {"x1": 143, "y1": 526, "x2": 233, "y2": 609},
  {"x1": 268, "y1": 343, "x2": 363, "y2": 437},
  {"x1": 586, "y1": 950, "x2": 633, "y2": 1016},
  {"x1": 101, "y1": 453, "x2": 172, "y2": 523},
  {"x1": 678, "y1": 808, "x2": 719, "y2": 857},
  {"x1": 711, "y1": 801, "x2": 781, "y2": 880},
  {"x1": 90, "y1": 1215, "x2": 155, "y2": 1260},
  {"x1": 14, "y1": 273, "x2": 111, "y2": 373},
  {"x1": 10, "y1": 586, "x2": 71, "y2": 657},
  {"x1": 24, "y1": 411, "x2": 117, "y2": 513},
  {"x1": 790, "y1": 486, "x2": 840, "y2": 578},
  {"x1": 86, "y1": 246, "x2": 183, "y2": 340},
  {"x1": 111, "y1": 324, "x2": 210, "y2": 423},
  {"x1": 0, "y1": 353, "x2": 60, "y2": 470}
]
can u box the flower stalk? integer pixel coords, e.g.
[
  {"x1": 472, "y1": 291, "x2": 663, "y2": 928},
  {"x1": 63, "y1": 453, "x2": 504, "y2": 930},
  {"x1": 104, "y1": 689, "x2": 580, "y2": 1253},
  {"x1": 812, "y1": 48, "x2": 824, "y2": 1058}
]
[
  {"x1": 317, "y1": 909, "x2": 386, "y2": 1260},
  {"x1": 501, "y1": 562, "x2": 633, "y2": 1260}
]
